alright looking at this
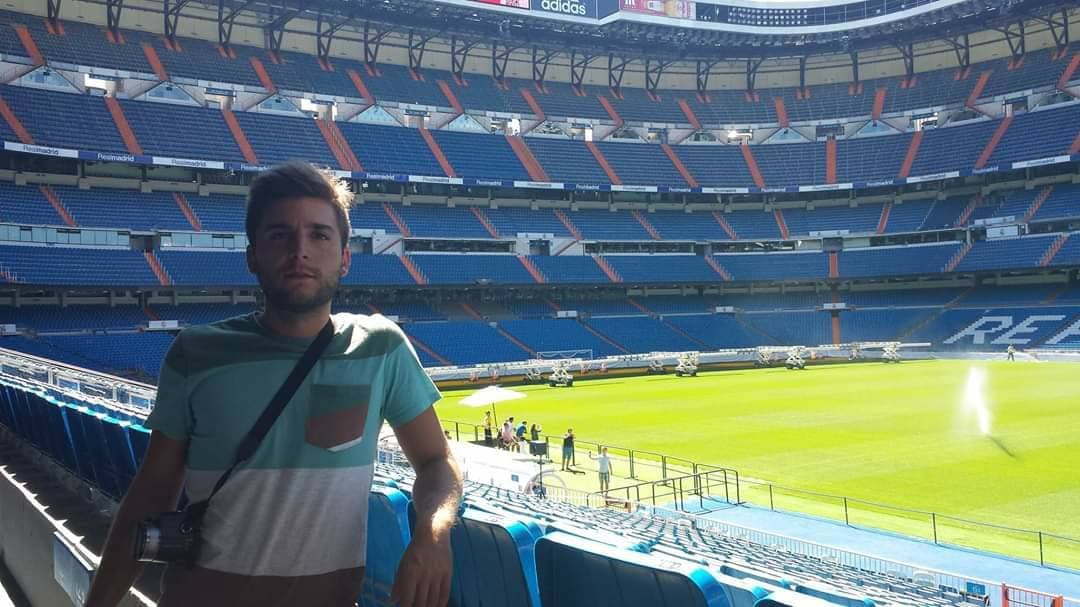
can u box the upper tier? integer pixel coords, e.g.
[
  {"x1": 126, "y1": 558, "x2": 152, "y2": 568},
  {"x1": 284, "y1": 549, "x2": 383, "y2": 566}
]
[
  {"x1": 1, "y1": 10, "x2": 1079, "y2": 126},
  {"x1": 1, "y1": 82, "x2": 1078, "y2": 190},
  {"x1": 2, "y1": 181, "x2": 1078, "y2": 238}
]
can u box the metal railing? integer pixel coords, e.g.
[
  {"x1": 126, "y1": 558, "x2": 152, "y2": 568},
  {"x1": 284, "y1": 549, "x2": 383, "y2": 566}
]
[{"x1": 442, "y1": 418, "x2": 1080, "y2": 571}]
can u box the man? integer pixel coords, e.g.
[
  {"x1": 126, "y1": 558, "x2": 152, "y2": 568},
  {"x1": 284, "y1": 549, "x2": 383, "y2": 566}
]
[
  {"x1": 590, "y1": 447, "x2": 613, "y2": 493},
  {"x1": 561, "y1": 428, "x2": 575, "y2": 471},
  {"x1": 482, "y1": 411, "x2": 494, "y2": 447},
  {"x1": 86, "y1": 161, "x2": 462, "y2": 607},
  {"x1": 500, "y1": 418, "x2": 514, "y2": 450},
  {"x1": 1007, "y1": 345, "x2": 1016, "y2": 361}
]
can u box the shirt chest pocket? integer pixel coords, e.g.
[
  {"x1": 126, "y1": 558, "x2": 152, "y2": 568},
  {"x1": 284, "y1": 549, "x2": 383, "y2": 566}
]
[{"x1": 306, "y1": 384, "x2": 372, "y2": 452}]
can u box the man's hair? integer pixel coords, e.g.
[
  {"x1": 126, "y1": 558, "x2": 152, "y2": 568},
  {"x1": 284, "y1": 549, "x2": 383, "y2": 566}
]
[{"x1": 246, "y1": 160, "x2": 354, "y2": 247}]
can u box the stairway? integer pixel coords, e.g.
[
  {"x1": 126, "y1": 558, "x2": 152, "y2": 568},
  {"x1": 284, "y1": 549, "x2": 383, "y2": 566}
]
[
  {"x1": 382, "y1": 203, "x2": 412, "y2": 237},
  {"x1": 944, "y1": 242, "x2": 973, "y2": 272},
  {"x1": 704, "y1": 256, "x2": 733, "y2": 281},
  {"x1": 954, "y1": 195, "x2": 980, "y2": 227},
  {"x1": 553, "y1": 209, "x2": 583, "y2": 240},
  {"x1": 398, "y1": 255, "x2": 427, "y2": 285},
  {"x1": 631, "y1": 210, "x2": 662, "y2": 240},
  {"x1": 221, "y1": 108, "x2": 259, "y2": 165},
  {"x1": 470, "y1": 207, "x2": 500, "y2": 238},
  {"x1": 591, "y1": 255, "x2": 622, "y2": 283},
  {"x1": 143, "y1": 251, "x2": 172, "y2": 286},
  {"x1": 1023, "y1": 186, "x2": 1053, "y2": 223},
  {"x1": 773, "y1": 209, "x2": 790, "y2": 240},
  {"x1": 173, "y1": 192, "x2": 203, "y2": 231},
  {"x1": 103, "y1": 96, "x2": 143, "y2": 155},
  {"x1": 405, "y1": 332, "x2": 454, "y2": 367},
  {"x1": 1040, "y1": 234, "x2": 1069, "y2": 267},
  {"x1": 711, "y1": 212, "x2": 737, "y2": 240},
  {"x1": 662, "y1": 319, "x2": 713, "y2": 350},
  {"x1": 0, "y1": 94, "x2": 33, "y2": 144},
  {"x1": 517, "y1": 256, "x2": 546, "y2": 284},
  {"x1": 505, "y1": 136, "x2": 550, "y2": 182},
  {"x1": 495, "y1": 324, "x2": 537, "y2": 358},
  {"x1": 660, "y1": 144, "x2": 698, "y2": 188},
  {"x1": 876, "y1": 202, "x2": 892, "y2": 234},
  {"x1": 579, "y1": 320, "x2": 630, "y2": 354},
  {"x1": 39, "y1": 185, "x2": 76, "y2": 227}
]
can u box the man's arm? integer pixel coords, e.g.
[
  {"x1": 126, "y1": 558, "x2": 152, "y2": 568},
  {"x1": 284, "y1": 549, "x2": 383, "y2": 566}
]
[
  {"x1": 391, "y1": 408, "x2": 463, "y2": 607},
  {"x1": 85, "y1": 431, "x2": 188, "y2": 607}
]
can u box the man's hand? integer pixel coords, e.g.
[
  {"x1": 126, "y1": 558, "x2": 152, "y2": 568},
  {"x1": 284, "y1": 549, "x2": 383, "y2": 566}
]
[
  {"x1": 391, "y1": 526, "x2": 452, "y2": 607},
  {"x1": 391, "y1": 408, "x2": 463, "y2": 607}
]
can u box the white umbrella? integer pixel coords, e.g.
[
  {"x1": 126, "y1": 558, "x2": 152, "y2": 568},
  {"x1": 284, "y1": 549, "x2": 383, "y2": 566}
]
[{"x1": 459, "y1": 385, "x2": 526, "y2": 425}]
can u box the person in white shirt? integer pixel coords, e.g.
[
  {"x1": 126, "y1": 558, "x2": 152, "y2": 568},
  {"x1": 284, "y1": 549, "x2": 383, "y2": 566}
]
[{"x1": 591, "y1": 447, "x2": 613, "y2": 492}]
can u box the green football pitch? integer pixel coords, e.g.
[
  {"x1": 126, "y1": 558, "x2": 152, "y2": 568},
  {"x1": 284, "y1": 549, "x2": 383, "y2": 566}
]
[{"x1": 435, "y1": 359, "x2": 1080, "y2": 568}]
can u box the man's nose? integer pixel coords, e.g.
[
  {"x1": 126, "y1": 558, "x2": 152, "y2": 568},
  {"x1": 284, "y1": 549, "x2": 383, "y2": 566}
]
[{"x1": 288, "y1": 234, "x2": 309, "y2": 258}]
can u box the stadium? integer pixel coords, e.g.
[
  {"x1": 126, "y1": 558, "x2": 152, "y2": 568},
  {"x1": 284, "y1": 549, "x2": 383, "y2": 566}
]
[{"x1": 0, "y1": 0, "x2": 1079, "y2": 603}]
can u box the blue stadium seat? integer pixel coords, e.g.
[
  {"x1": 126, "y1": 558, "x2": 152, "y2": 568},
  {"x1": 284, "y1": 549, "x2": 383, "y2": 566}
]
[
  {"x1": 535, "y1": 531, "x2": 732, "y2": 607},
  {"x1": 605, "y1": 256, "x2": 720, "y2": 283},
  {"x1": 120, "y1": 99, "x2": 245, "y2": 162},
  {"x1": 433, "y1": 131, "x2": 531, "y2": 181},
  {"x1": 588, "y1": 317, "x2": 703, "y2": 353},
  {"x1": 339, "y1": 122, "x2": 443, "y2": 176},
  {"x1": 359, "y1": 485, "x2": 412, "y2": 607},
  {"x1": 0, "y1": 245, "x2": 160, "y2": 286},
  {"x1": 499, "y1": 319, "x2": 623, "y2": 358},
  {"x1": 411, "y1": 254, "x2": 534, "y2": 285},
  {"x1": 716, "y1": 252, "x2": 827, "y2": 282},
  {"x1": 526, "y1": 138, "x2": 609, "y2": 185},
  {"x1": 839, "y1": 243, "x2": 961, "y2": 278},
  {"x1": 0, "y1": 183, "x2": 64, "y2": 226},
  {"x1": 955, "y1": 235, "x2": 1057, "y2": 272},
  {"x1": 448, "y1": 508, "x2": 542, "y2": 607},
  {"x1": 0, "y1": 84, "x2": 127, "y2": 153},
  {"x1": 232, "y1": 111, "x2": 339, "y2": 168}
]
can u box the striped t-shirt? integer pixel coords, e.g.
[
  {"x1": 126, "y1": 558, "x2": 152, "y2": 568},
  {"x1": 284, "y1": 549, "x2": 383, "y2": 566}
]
[{"x1": 145, "y1": 312, "x2": 438, "y2": 586}]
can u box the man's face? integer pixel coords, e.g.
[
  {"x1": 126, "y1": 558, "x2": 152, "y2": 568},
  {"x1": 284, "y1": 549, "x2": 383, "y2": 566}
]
[{"x1": 247, "y1": 197, "x2": 351, "y2": 314}]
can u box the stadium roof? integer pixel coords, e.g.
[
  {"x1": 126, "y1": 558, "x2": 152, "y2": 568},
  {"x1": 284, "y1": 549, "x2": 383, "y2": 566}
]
[{"x1": 203, "y1": 0, "x2": 1075, "y2": 59}]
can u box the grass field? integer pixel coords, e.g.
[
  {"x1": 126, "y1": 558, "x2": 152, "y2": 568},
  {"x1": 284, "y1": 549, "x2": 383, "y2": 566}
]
[{"x1": 435, "y1": 359, "x2": 1080, "y2": 568}]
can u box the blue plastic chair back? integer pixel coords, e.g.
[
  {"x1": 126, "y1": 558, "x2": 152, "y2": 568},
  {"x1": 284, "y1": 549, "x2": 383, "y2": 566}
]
[
  {"x1": 535, "y1": 531, "x2": 731, "y2": 607},
  {"x1": 359, "y1": 485, "x2": 412, "y2": 607},
  {"x1": 448, "y1": 508, "x2": 542, "y2": 607}
]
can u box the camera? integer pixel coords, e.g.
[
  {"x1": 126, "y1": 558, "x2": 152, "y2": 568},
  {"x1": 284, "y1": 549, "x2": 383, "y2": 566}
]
[{"x1": 133, "y1": 502, "x2": 207, "y2": 566}]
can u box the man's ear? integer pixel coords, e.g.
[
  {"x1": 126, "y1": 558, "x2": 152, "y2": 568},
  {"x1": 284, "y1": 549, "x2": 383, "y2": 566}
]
[
  {"x1": 246, "y1": 244, "x2": 257, "y2": 274},
  {"x1": 340, "y1": 246, "x2": 352, "y2": 277}
]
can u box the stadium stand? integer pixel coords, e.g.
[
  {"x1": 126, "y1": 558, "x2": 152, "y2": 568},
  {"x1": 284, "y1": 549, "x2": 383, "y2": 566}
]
[{"x1": 4, "y1": 4, "x2": 1080, "y2": 607}]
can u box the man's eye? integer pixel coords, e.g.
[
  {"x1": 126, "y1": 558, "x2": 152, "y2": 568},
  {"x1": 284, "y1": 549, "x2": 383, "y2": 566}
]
[
  {"x1": 314, "y1": 232, "x2": 330, "y2": 240},
  {"x1": 268, "y1": 232, "x2": 286, "y2": 240}
]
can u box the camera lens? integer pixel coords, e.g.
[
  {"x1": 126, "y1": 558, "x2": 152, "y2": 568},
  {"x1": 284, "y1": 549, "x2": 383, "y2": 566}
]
[{"x1": 134, "y1": 524, "x2": 161, "y2": 562}]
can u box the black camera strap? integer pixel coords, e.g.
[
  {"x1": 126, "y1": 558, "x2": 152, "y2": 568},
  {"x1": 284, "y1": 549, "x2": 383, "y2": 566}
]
[{"x1": 205, "y1": 317, "x2": 335, "y2": 502}]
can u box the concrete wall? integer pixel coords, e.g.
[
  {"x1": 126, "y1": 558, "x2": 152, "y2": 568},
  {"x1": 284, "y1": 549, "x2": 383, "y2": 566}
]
[{"x1": 0, "y1": 430, "x2": 155, "y2": 607}]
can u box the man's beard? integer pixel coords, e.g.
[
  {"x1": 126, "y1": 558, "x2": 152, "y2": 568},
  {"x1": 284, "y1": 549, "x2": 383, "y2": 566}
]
[{"x1": 257, "y1": 268, "x2": 341, "y2": 315}]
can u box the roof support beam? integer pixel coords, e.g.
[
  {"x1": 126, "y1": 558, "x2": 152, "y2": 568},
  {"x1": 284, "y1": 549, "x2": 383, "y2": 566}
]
[
  {"x1": 745, "y1": 57, "x2": 764, "y2": 91},
  {"x1": 106, "y1": 0, "x2": 124, "y2": 37},
  {"x1": 315, "y1": 13, "x2": 353, "y2": 63},
  {"x1": 570, "y1": 50, "x2": 595, "y2": 92},
  {"x1": 995, "y1": 20, "x2": 1026, "y2": 63},
  {"x1": 163, "y1": 0, "x2": 190, "y2": 47},
  {"x1": 491, "y1": 41, "x2": 516, "y2": 85},
  {"x1": 1033, "y1": 9, "x2": 1068, "y2": 56},
  {"x1": 47, "y1": 0, "x2": 63, "y2": 25},
  {"x1": 264, "y1": 7, "x2": 300, "y2": 55},
  {"x1": 408, "y1": 30, "x2": 435, "y2": 73},
  {"x1": 608, "y1": 53, "x2": 630, "y2": 92},
  {"x1": 451, "y1": 36, "x2": 478, "y2": 83},
  {"x1": 531, "y1": 46, "x2": 557, "y2": 86},
  {"x1": 645, "y1": 58, "x2": 673, "y2": 95},
  {"x1": 363, "y1": 22, "x2": 389, "y2": 67},
  {"x1": 218, "y1": 0, "x2": 256, "y2": 50}
]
